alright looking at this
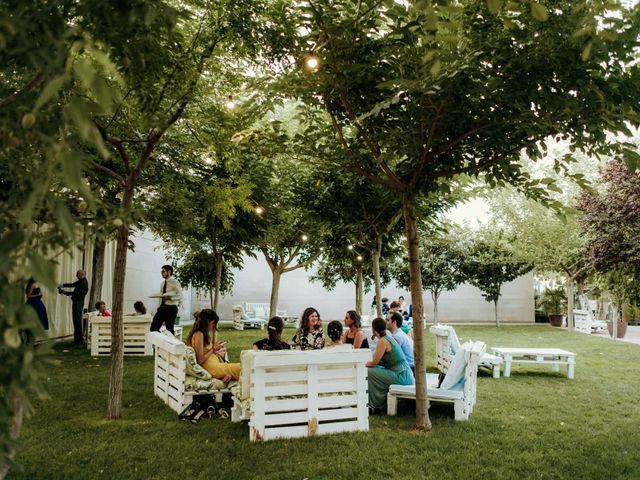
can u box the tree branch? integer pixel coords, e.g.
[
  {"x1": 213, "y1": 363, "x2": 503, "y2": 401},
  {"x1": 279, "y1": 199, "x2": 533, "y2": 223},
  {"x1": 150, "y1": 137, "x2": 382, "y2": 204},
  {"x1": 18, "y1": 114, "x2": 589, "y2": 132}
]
[
  {"x1": 94, "y1": 121, "x2": 132, "y2": 174},
  {"x1": 0, "y1": 72, "x2": 44, "y2": 109},
  {"x1": 90, "y1": 160, "x2": 125, "y2": 186},
  {"x1": 283, "y1": 249, "x2": 323, "y2": 273}
]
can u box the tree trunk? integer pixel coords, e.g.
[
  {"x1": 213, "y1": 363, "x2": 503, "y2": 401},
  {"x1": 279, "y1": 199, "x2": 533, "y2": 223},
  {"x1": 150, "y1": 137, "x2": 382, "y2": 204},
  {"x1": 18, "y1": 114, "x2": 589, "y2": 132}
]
[
  {"x1": 88, "y1": 236, "x2": 106, "y2": 311},
  {"x1": 402, "y1": 190, "x2": 431, "y2": 432},
  {"x1": 0, "y1": 395, "x2": 23, "y2": 480},
  {"x1": 107, "y1": 220, "x2": 129, "y2": 419},
  {"x1": 372, "y1": 234, "x2": 383, "y2": 318},
  {"x1": 612, "y1": 302, "x2": 618, "y2": 340},
  {"x1": 214, "y1": 253, "x2": 223, "y2": 311},
  {"x1": 566, "y1": 281, "x2": 574, "y2": 332},
  {"x1": 431, "y1": 291, "x2": 439, "y2": 324},
  {"x1": 356, "y1": 267, "x2": 363, "y2": 315},
  {"x1": 209, "y1": 288, "x2": 214, "y2": 309},
  {"x1": 269, "y1": 267, "x2": 282, "y2": 318}
]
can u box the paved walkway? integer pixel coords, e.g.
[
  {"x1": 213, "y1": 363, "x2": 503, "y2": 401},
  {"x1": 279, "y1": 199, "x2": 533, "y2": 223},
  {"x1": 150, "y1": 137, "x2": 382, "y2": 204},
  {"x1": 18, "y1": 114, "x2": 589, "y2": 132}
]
[{"x1": 592, "y1": 325, "x2": 640, "y2": 345}]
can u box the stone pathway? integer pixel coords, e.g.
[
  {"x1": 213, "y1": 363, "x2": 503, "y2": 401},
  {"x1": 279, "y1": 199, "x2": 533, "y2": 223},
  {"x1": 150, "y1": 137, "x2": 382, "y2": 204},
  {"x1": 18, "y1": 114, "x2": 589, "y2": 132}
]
[{"x1": 592, "y1": 325, "x2": 640, "y2": 345}]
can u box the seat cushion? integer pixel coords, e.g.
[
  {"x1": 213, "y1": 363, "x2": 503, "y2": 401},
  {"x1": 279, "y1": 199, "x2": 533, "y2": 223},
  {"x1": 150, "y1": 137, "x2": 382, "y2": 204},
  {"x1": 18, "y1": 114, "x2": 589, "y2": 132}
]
[
  {"x1": 184, "y1": 346, "x2": 212, "y2": 381},
  {"x1": 440, "y1": 341, "x2": 470, "y2": 390},
  {"x1": 185, "y1": 375, "x2": 226, "y2": 392}
]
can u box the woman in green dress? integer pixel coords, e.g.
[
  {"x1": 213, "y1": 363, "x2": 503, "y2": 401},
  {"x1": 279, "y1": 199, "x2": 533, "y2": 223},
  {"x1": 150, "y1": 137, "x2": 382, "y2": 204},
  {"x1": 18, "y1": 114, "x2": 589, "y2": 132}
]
[{"x1": 366, "y1": 317, "x2": 414, "y2": 411}]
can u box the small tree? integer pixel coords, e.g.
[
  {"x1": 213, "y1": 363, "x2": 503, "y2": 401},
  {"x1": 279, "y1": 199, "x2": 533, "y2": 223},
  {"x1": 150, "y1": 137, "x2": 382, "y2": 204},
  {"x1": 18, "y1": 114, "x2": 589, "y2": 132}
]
[{"x1": 464, "y1": 230, "x2": 533, "y2": 326}]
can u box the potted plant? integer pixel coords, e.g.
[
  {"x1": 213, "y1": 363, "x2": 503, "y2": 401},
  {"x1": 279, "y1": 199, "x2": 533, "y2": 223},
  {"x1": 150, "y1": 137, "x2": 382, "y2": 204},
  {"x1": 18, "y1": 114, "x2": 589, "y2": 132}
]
[{"x1": 539, "y1": 286, "x2": 567, "y2": 327}]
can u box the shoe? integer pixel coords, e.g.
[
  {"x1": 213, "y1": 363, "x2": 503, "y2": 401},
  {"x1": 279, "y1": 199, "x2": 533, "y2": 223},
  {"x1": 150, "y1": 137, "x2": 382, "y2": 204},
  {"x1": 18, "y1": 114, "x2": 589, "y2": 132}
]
[
  {"x1": 218, "y1": 408, "x2": 229, "y2": 419},
  {"x1": 191, "y1": 410, "x2": 206, "y2": 424},
  {"x1": 179, "y1": 405, "x2": 197, "y2": 421},
  {"x1": 206, "y1": 406, "x2": 216, "y2": 419}
]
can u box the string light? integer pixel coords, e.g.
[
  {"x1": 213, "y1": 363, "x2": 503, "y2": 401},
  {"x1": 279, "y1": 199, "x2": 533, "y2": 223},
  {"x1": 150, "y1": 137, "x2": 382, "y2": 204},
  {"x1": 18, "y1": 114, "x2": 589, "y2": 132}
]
[
  {"x1": 356, "y1": 255, "x2": 363, "y2": 261},
  {"x1": 225, "y1": 95, "x2": 236, "y2": 110},
  {"x1": 255, "y1": 206, "x2": 264, "y2": 215},
  {"x1": 301, "y1": 234, "x2": 308, "y2": 242},
  {"x1": 304, "y1": 54, "x2": 320, "y2": 72},
  {"x1": 347, "y1": 245, "x2": 354, "y2": 250}
]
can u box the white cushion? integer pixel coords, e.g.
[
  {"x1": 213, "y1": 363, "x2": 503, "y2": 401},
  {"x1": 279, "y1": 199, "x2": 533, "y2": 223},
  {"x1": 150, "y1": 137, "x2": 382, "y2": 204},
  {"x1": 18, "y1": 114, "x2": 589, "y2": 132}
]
[
  {"x1": 254, "y1": 307, "x2": 267, "y2": 317},
  {"x1": 448, "y1": 326, "x2": 461, "y2": 354},
  {"x1": 440, "y1": 341, "x2": 470, "y2": 390}
]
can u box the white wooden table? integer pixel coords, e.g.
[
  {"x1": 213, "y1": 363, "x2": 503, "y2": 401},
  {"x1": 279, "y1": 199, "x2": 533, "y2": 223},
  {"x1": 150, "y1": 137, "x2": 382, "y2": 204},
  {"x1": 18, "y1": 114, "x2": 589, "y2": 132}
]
[{"x1": 491, "y1": 347, "x2": 576, "y2": 379}]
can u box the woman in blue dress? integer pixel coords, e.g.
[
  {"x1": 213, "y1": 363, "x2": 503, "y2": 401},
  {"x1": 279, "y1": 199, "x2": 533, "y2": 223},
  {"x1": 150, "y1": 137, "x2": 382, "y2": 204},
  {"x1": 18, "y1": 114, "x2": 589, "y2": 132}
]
[
  {"x1": 366, "y1": 317, "x2": 414, "y2": 411},
  {"x1": 26, "y1": 277, "x2": 49, "y2": 330}
]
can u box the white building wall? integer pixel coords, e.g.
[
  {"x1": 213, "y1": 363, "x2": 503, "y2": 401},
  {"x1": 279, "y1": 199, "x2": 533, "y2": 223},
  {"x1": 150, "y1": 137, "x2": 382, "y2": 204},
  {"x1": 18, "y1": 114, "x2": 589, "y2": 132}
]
[{"x1": 192, "y1": 255, "x2": 535, "y2": 324}]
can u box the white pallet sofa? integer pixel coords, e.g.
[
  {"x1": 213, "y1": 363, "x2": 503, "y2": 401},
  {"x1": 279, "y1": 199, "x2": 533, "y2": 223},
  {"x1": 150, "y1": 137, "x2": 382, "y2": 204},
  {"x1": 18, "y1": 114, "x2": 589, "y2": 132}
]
[
  {"x1": 430, "y1": 324, "x2": 502, "y2": 378},
  {"x1": 387, "y1": 340, "x2": 485, "y2": 421},
  {"x1": 231, "y1": 304, "x2": 268, "y2": 330},
  {"x1": 148, "y1": 332, "x2": 232, "y2": 414},
  {"x1": 231, "y1": 347, "x2": 371, "y2": 441},
  {"x1": 89, "y1": 314, "x2": 152, "y2": 356}
]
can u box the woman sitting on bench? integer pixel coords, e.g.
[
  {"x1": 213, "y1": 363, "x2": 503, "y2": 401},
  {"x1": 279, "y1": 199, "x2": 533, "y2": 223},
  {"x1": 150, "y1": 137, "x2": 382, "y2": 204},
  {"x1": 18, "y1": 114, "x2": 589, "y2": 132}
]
[
  {"x1": 187, "y1": 309, "x2": 240, "y2": 382},
  {"x1": 291, "y1": 307, "x2": 325, "y2": 350},
  {"x1": 366, "y1": 317, "x2": 414, "y2": 413},
  {"x1": 253, "y1": 316, "x2": 292, "y2": 351}
]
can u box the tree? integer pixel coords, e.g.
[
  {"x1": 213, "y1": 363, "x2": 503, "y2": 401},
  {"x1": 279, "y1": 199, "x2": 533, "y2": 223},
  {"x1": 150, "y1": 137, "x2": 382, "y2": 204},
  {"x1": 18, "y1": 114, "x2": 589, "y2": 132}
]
[
  {"x1": 580, "y1": 159, "x2": 640, "y2": 337},
  {"x1": 463, "y1": 229, "x2": 533, "y2": 326},
  {"x1": 290, "y1": 0, "x2": 640, "y2": 431},
  {"x1": 80, "y1": 0, "x2": 290, "y2": 419},
  {"x1": 0, "y1": 1, "x2": 123, "y2": 473}
]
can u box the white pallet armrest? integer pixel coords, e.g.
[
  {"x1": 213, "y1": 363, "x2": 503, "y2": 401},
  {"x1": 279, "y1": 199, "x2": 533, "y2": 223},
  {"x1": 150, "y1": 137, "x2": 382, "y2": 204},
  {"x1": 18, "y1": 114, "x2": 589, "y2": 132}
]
[
  {"x1": 232, "y1": 348, "x2": 371, "y2": 441},
  {"x1": 148, "y1": 332, "x2": 230, "y2": 414},
  {"x1": 387, "y1": 341, "x2": 485, "y2": 421}
]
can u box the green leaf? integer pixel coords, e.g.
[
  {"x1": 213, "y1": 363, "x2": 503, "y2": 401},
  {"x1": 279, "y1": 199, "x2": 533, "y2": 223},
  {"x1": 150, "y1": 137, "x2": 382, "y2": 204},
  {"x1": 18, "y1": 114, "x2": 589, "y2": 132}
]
[
  {"x1": 0, "y1": 231, "x2": 25, "y2": 253},
  {"x1": 430, "y1": 60, "x2": 442, "y2": 76},
  {"x1": 29, "y1": 253, "x2": 57, "y2": 290},
  {"x1": 4, "y1": 328, "x2": 21, "y2": 349},
  {"x1": 34, "y1": 75, "x2": 67, "y2": 111},
  {"x1": 530, "y1": 3, "x2": 549, "y2": 21},
  {"x1": 581, "y1": 41, "x2": 592, "y2": 61},
  {"x1": 54, "y1": 201, "x2": 77, "y2": 239},
  {"x1": 487, "y1": 0, "x2": 504, "y2": 15},
  {"x1": 60, "y1": 152, "x2": 85, "y2": 190}
]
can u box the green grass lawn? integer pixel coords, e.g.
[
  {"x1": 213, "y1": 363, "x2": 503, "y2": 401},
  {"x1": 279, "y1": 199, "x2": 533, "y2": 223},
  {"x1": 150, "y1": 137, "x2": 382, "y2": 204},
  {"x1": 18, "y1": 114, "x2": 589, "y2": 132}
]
[{"x1": 10, "y1": 325, "x2": 640, "y2": 480}]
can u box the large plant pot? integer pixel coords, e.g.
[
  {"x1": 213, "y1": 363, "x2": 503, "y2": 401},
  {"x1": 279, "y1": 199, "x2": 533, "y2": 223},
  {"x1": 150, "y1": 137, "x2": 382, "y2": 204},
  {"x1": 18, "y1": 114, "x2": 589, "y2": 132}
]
[
  {"x1": 607, "y1": 321, "x2": 628, "y2": 338},
  {"x1": 549, "y1": 314, "x2": 564, "y2": 327}
]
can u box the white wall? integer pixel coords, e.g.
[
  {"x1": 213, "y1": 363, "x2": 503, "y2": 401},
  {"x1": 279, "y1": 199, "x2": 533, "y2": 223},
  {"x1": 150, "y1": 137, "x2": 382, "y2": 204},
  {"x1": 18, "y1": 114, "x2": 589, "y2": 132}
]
[{"x1": 193, "y1": 255, "x2": 535, "y2": 324}]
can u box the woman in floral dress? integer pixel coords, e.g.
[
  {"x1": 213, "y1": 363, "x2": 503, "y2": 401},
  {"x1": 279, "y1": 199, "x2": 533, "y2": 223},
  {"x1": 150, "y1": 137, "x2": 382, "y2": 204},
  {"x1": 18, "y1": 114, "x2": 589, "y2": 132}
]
[{"x1": 291, "y1": 307, "x2": 325, "y2": 350}]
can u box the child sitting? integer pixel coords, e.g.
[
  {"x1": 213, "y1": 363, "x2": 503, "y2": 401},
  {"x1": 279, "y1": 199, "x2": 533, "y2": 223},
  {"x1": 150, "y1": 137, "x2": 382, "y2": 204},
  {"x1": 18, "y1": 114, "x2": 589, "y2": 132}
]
[
  {"x1": 326, "y1": 320, "x2": 347, "y2": 348},
  {"x1": 127, "y1": 300, "x2": 147, "y2": 316},
  {"x1": 253, "y1": 316, "x2": 292, "y2": 351},
  {"x1": 95, "y1": 301, "x2": 111, "y2": 317}
]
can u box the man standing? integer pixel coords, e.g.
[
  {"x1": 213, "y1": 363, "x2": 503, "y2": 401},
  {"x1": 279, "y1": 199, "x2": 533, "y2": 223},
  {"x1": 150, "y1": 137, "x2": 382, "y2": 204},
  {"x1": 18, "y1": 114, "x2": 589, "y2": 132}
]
[
  {"x1": 58, "y1": 269, "x2": 89, "y2": 344},
  {"x1": 150, "y1": 264, "x2": 182, "y2": 335},
  {"x1": 386, "y1": 312, "x2": 415, "y2": 374}
]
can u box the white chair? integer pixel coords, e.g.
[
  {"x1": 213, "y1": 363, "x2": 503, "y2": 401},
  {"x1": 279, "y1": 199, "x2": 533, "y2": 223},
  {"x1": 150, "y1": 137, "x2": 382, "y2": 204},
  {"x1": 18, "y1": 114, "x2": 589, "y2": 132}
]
[
  {"x1": 387, "y1": 340, "x2": 485, "y2": 421},
  {"x1": 430, "y1": 324, "x2": 502, "y2": 378},
  {"x1": 231, "y1": 305, "x2": 267, "y2": 330}
]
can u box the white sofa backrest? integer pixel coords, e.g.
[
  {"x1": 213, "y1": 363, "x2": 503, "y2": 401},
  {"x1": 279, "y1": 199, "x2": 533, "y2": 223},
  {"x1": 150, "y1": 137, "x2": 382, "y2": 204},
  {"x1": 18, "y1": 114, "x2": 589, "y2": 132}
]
[{"x1": 239, "y1": 348, "x2": 371, "y2": 441}]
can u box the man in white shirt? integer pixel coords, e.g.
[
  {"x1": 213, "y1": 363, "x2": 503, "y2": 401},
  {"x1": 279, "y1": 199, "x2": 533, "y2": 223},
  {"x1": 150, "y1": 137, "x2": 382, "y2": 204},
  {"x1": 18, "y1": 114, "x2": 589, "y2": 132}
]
[
  {"x1": 386, "y1": 312, "x2": 415, "y2": 374},
  {"x1": 150, "y1": 264, "x2": 182, "y2": 335}
]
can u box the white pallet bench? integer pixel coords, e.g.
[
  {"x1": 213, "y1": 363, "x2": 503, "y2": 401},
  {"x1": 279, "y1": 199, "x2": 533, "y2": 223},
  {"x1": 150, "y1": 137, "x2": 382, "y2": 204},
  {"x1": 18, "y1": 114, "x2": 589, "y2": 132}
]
[
  {"x1": 89, "y1": 315, "x2": 152, "y2": 356},
  {"x1": 231, "y1": 348, "x2": 371, "y2": 441},
  {"x1": 148, "y1": 332, "x2": 230, "y2": 414},
  {"x1": 491, "y1": 347, "x2": 576, "y2": 379},
  {"x1": 387, "y1": 340, "x2": 485, "y2": 421}
]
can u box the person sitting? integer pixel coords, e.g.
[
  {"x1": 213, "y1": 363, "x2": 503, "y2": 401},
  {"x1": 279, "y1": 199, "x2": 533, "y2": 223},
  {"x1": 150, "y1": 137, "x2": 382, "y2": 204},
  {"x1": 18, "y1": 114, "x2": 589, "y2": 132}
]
[
  {"x1": 381, "y1": 297, "x2": 390, "y2": 317},
  {"x1": 186, "y1": 309, "x2": 239, "y2": 382},
  {"x1": 342, "y1": 310, "x2": 369, "y2": 349},
  {"x1": 387, "y1": 300, "x2": 402, "y2": 319},
  {"x1": 127, "y1": 301, "x2": 147, "y2": 316},
  {"x1": 291, "y1": 307, "x2": 325, "y2": 350},
  {"x1": 95, "y1": 301, "x2": 111, "y2": 317},
  {"x1": 386, "y1": 312, "x2": 415, "y2": 374},
  {"x1": 365, "y1": 317, "x2": 414, "y2": 413},
  {"x1": 326, "y1": 320, "x2": 347, "y2": 348},
  {"x1": 253, "y1": 316, "x2": 292, "y2": 351}
]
